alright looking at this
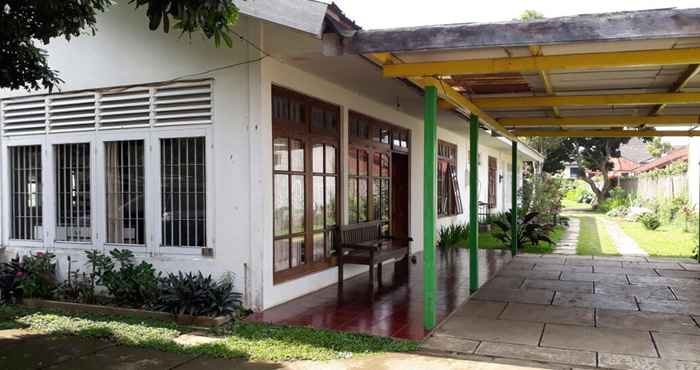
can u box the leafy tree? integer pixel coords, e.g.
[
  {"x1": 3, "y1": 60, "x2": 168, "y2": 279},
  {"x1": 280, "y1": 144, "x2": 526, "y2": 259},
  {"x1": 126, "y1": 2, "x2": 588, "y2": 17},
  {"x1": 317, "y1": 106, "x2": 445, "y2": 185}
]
[
  {"x1": 522, "y1": 137, "x2": 567, "y2": 173},
  {"x1": 519, "y1": 10, "x2": 545, "y2": 21},
  {"x1": 646, "y1": 137, "x2": 672, "y2": 158},
  {"x1": 1, "y1": 0, "x2": 239, "y2": 92}
]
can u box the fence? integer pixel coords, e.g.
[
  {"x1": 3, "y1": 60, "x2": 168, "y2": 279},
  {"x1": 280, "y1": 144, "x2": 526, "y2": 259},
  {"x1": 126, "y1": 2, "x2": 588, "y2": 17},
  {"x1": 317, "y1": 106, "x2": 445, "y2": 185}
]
[{"x1": 618, "y1": 174, "x2": 688, "y2": 200}]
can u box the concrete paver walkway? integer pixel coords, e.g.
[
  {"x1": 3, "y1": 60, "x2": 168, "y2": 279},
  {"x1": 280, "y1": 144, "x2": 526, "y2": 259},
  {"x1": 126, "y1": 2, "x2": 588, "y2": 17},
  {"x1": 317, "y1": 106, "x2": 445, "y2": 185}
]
[
  {"x1": 553, "y1": 218, "x2": 580, "y2": 255},
  {"x1": 424, "y1": 254, "x2": 700, "y2": 370},
  {"x1": 599, "y1": 218, "x2": 648, "y2": 257}
]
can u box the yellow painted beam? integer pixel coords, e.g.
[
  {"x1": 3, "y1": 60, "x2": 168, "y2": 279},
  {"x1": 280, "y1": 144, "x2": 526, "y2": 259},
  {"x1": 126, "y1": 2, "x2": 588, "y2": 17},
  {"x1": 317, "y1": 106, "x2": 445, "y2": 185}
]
[
  {"x1": 652, "y1": 64, "x2": 700, "y2": 115},
  {"x1": 529, "y1": 45, "x2": 561, "y2": 118},
  {"x1": 383, "y1": 48, "x2": 700, "y2": 77},
  {"x1": 512, "y1": 129, "x2": 700, "y2": 137},
  {"x1": 473, "y1": 92, "x2": 700, "y2": 109},
  {"x1": 368, "y1": 53, "x2": 517, "y2": 141},
  {"x1": 500, "y1": 115, "x2": 700, "y2": 127}
]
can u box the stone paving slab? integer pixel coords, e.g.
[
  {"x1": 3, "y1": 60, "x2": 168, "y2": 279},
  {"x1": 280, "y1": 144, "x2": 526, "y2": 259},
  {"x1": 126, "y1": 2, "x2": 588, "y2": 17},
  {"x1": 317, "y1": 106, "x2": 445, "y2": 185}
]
[
  {"x1": 656, "y1": 269, "x2": 700, "y2": 279},
  {"x1": 499, "y1": 303, "x2": 594, "y2": 326},
  {"x1": 648, "y1": 257, "x2": 698, "y2": 263},
  {"x1": 560, "y1": 272, "x2": 628, "y2": 283},
  {"x1": 439, "y1": 317, "x2": 544, "y2": 346},
  {"x1": 498, "y1": 270, "x2": 562, "y2": 281},
  {"x1": 483, "y1": 277, "x2": 526, "y2": 290},
  {"x1": 653, "y1": 332, "x2": 700, "y2": 362},
  {"x1": 513, "y1": 256, "x2": 565, "y2": 265},
  {"x1": 638, "y1": 299, "x2": 700, "y2": 315},
  {"x1": 673, "y1": 287, "x2": 700, "y2": 302},
  {"x1": 680, "y1": 263, "x2": 700, "y2": 271},
  {"x1": 598, "y1": 352, "x2": 700, "y2": 370},
  {"x1": 593, "y1": 265, "x2": 659, "y2": 276},
  {"x1": 552, "y1": 292, "x2": 638, "y2": 311},
  {"x1": 173, "y1": 358, "x2": 274, "y2": 370},
  {"x1": 540, "y1": 324, "x2": 657, "y2": 357},
  {"x1": 521, "y1": 279, "x2": 593, "y2": 293},
  {"x1": 565, "y1": 259, "x2": 622, "y2": 267},
  {"x1": 629, "y1": 275, "x2": 700, "y2": 288},
  {"x1": 422, "y1": 334, "x2": 479, "y2": 354},
  {"x1": 596, "y1": 308, "x2": 700, "y2": 334},
  {"x1": 473, "y1": 288, "x2": 555, "y2": 305},
  {"x1": 0, "y1": 335, "x2": 115, "y2": 370},
  {"x1": 450, "y1": 301, "x2": 507, "y2": 319},
  {"x1": 507, "y1": 262, "x2": 536, "y2": 271},
  {"x1": 475, "y1": 341, "x2": 597, "y2": 368},
  {"x1": 532, "y1": 264, "x2": 592, "y2": 273},
  {"x1": 623, "y1": 261, "x2": 685, "y2": 270},
  {"x1": 45, "y1": 345, "x2": 196, "y2": 370},
  {"x1": 594, "y1": 282, "x2": 676, "y2": 300},
  {"x1": 593, "y1": 256, "x2": 647, "y2": 262}
]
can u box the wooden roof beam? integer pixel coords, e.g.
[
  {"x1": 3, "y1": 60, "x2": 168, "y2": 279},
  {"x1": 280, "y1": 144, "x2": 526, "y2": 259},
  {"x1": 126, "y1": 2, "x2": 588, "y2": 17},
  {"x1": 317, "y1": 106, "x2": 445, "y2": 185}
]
[
  {"x1": 512, "y1": 129, "x2": 700, "y2": 137},
  {"x1": 474, "y1": 92, "x2": 700, "y2": 109},
  {"x1": 382, "y1": 48, "x2": 700, "y2": 77},
  {"x1": 500, "y1": 115, "x2": 700, "y2": 127},
  {"x1": 651, "y1": 64, "x2": 700, "y2": 115}
]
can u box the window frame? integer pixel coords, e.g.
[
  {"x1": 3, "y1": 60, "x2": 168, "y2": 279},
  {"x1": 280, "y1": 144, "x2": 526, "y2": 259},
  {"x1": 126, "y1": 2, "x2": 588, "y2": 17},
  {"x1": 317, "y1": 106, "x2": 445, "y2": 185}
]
[{"x1": 437, "y1": 139, "x2": 460, "y2": 218}]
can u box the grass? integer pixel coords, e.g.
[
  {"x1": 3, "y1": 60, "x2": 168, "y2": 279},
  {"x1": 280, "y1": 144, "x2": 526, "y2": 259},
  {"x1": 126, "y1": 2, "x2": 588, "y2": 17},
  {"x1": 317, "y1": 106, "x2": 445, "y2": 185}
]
[
  {"x1": 452, "y1": 225, "x2": 566, "y2": 254},
  {"x1": 575, "y1": 215, "x2": 619, "y2": 256},
  {"x1": 0, "y1": 305, "x2": 418, "y2": 362},
  {"x1": 562, "y1": 199, "x2": 592, "y2": 211},
  {"x1": 615, "y1": 220, "x2": 697, "y2": 257}
]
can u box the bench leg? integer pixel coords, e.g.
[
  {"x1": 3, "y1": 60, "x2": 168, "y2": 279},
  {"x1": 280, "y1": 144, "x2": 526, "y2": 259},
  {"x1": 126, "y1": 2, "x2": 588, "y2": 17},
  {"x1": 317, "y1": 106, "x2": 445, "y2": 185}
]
[
  {"x1": 377, "y1": 262, "x2": 383, "y2": 288},
  {"x1": 337, "y1": 248, "x2": 344, "y2": 300}
]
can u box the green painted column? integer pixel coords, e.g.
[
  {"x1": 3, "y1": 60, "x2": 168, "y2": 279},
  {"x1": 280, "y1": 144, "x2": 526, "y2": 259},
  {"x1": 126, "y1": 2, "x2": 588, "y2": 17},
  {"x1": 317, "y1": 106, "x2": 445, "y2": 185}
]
[
  {"x1": 468, "y1": 114, "x2": 480, "y2": 292},
  {"x1": 423, "y1": 86, "x2": 438, "y2": 329},
  {"x1": 511, "y1": 142, "x2": 518, "y2": 257}
]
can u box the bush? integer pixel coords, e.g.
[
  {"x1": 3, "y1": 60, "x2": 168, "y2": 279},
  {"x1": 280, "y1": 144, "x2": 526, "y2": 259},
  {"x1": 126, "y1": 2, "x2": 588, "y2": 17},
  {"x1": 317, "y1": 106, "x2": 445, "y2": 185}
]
[
  {"x1": 492, "y1": 211, "x2": 553, "y2": 248},
  {"x1": 639, "y1": 213, "x2": 661, "y2": 230},
  {"x1": 158, "y1": 271, "x2": 242, "y2": 317},
  {"x1": 521, "y1": 174, "x2": 563, "y2": 225},
  {"x1": 86, "y1": 249, "x2": 160, "y2": 309},
  {"x1": 606, "y1": 206, "x2": 628, "y2": 218},
  {"x1": 437, "y1": 223, "x2": 468, "y2": 248},
  {"x1": 57, "y1": 255, "x2": 96, "y2": 304}
]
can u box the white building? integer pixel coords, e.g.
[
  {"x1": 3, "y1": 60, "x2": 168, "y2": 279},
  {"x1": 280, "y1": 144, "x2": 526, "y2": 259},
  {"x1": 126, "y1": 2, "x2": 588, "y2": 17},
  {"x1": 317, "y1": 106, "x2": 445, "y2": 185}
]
[{"x1": 0, "y1": 1, "x2": 542, "y2": 311}]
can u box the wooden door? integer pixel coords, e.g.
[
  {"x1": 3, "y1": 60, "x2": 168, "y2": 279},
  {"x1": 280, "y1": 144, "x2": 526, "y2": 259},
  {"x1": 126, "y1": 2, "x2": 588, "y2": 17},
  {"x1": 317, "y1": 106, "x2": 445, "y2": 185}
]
[
  {"x1": 488, "y1": 156, "x2": 497, "y2": 209},
  {"x1": 391, "y1": 152, "x2": 409, "y2": 240}
]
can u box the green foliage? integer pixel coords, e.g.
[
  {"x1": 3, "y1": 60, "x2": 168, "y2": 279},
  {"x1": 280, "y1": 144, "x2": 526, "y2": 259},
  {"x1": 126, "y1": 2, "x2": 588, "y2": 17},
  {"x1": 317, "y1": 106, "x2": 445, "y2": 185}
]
[
  {"x1": 646, "y1": 137, "x2": 672, "y2": 159},
  {"x1": 638, "y1": 213, "x2": 661, "y2": 230},
  {"x1": 0, "y1": 256, "x2": 25, "y2": 304},
  {"x1": 437, "y1": 223, "x2": 468, "y2": 249},
  {"x1": 492, "y1": 211, "x2": 554, "y2": 248},
  {"x1": 564, "y1": 180, "x2": 594, "y2": 204},
  {"x1": 518, "y1": 9, "x2": 545, "y2": 21},
  {"x1": 598, "y1": 187, "x2": 628, "y2": 213},
  {"x1": 86, "y1": 249, "x2": 160, "y2": 308},
  {"x1": 639, "y1": 160, "x2": 687, "y2": 179},
  {"x1": 11, "y1": 252, "x2": 58, "y2": 300},
  {"x1": 2, "y1": 0, "x2": 239, "y2": 92},
  {"x1": 520, "y1": 174, "x2": 563, "y2": 224},
  {"x1": 157, "y1": 272, "x2": 242, "y2": 317},
  {"x1": 57, "y1": 255, "x2": 96, "y2": 304}
]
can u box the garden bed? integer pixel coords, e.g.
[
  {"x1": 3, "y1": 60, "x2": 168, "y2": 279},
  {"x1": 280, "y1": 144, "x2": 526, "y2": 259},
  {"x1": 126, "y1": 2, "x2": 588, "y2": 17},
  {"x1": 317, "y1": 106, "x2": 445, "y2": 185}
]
[{"x1": 20, "y1": 298, "x2": 231, "y2": 327}]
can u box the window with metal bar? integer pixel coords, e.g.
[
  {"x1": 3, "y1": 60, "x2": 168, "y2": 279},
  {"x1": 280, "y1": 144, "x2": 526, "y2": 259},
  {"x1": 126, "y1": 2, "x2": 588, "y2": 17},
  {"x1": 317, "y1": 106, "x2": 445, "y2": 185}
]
[
  {"x1": 55, "y1": 143, "x2": 91, "y2": 242},
  {"x1": 9, "y1": 146, "x2": 43, "y2": 240},
  {"x1": 105, "y1": 141, "x2": 145, "y2": 245},
  {"x1": 160, "y1": 137, "x2": 206, "y2": 247}
]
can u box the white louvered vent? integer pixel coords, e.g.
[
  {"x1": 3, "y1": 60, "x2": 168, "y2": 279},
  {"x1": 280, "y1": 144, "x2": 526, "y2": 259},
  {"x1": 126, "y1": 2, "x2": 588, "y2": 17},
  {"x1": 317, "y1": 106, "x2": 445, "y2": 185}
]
[
  {"x1": 0, "y1": 80, "x2": 212, "y2": 136},
  {"x1": 49, "y1": 93, "x2": 96, "y2": 133},
  {"x1": 154, "y1": 82, "x2": 213, "y2": 127},
  {"x1": 1, "y1": 96, "x2": 48, "y2": 136},
  {"x1": 99, "y1": 88, "x2": 151, "y2": 130}
]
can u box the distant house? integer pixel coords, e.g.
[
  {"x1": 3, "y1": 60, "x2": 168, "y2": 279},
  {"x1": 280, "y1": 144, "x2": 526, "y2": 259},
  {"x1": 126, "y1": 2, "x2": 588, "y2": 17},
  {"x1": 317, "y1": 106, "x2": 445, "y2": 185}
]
[
  {"x1": 609, "y1": 157, "x2": 641, "y2": 178},
  {"x1": 634, "y1": 146, "x2": 688, "y2": 174}
]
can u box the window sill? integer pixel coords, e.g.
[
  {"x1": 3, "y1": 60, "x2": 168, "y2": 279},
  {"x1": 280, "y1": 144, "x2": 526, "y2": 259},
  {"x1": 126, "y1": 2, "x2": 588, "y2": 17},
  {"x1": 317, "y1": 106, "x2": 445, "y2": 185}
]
[{"x1": 273, "y1": 258, "x2": 336, "y2": 285}]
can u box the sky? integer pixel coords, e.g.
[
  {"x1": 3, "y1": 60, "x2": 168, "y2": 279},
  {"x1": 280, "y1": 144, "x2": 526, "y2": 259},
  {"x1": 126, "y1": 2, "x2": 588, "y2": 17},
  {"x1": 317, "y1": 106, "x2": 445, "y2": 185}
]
[
  {"x1": 329, "y1": 0, "x2": 700, "y2": 29},
  {"x1": 328, "y1": 0, "x2": 698, "y2": 145}
]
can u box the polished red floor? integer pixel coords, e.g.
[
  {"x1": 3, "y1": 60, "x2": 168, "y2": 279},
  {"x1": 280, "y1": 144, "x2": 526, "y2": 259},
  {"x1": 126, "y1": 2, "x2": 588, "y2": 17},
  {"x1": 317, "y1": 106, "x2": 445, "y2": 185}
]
[{"x1": 248, "y1": 248, "x2": 512, "y2": 340}]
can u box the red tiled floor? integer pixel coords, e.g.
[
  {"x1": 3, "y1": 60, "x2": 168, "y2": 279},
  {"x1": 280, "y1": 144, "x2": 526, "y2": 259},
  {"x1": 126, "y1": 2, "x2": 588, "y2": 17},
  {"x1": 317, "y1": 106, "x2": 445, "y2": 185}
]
[{"x1": 248, "y1": 248, "x2": 511, "y2": 340}]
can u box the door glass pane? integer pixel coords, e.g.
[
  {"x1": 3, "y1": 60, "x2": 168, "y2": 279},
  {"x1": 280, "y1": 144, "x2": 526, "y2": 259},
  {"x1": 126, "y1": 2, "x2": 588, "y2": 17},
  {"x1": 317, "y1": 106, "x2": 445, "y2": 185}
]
[
  {"x1": 291, "y1": 236, "x2": 305, "y2": 267},
  {"x1": 372, "y1": 152, "x2": 381, "y2": 177},
  {"x1": 382, "y1": 154, "x2": 390, "y2": 177},
  {"x1": 325, "y1": 145, "x2": 335, "y2": 174},
  {"x1": 105, "y1": 140, "x2": 145, "y2": 245},
  {"x1": 313, "y1": 176, "x2": 324, "y2": 231},
  {"x1": 9, "y1": 146, "x2": 43, "y2": 241},
  {"x1": 313, "y1": 232, "x2": 324, "y2": 261},
  {"x1": 291, "y1": 175, "x2": 305, "y2": 233},
  {"x1": 373, "y1": 180, "x2": 381, "y2": 221},
  {"x1": 348, "y1": 179, "x2": 358, "y2": 224},
  {"x1": 290, "y1": 139, "x2": 304, "y2": 172},
  {"x1": 274, "y1": 239, "x2": 290, "y2": 272},
  {"x1": 311, "y1": 108, "x2": 324, "y2": 130},
  {"x1": 55, "y1": 143, "x2": 91, "y2": 243},
  {"x1": 381, "y1": 179, "x2": 390, "y2": 221},
  {"x1": 359, "y1": 178, "x2": 368, "y2": 222},
  {"x1": 358, "y1": 150, "x2": 368, "y2": 176},
  {"x1": 348, "y1": 149, "x2": 357, "y2": 176},
  {"x1": 312, "y1": 144, "x2": 324, "y2": 173},
  {"x1": 273, "y1": 138, "x2": 289, "y2": 171},
  {"x1": 273, "y1": 174, "x2": 289, "y2": 237},
  {"x1": 326, "y1": 230, "x2": 335, "y2": 257},
  {"x1": 325, "y1": 177, "x2": 336, "y2": 227}
]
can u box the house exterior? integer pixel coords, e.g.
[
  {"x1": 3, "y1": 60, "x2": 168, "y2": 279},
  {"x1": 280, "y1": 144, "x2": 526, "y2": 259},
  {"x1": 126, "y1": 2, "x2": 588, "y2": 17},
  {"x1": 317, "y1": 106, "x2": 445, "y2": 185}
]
[
  {"x1": 0, "y1": 1, "x2": 542, "y2": 311},
  {"x1": 634, "y1": 146, "x2": 688, "y2": 174}
]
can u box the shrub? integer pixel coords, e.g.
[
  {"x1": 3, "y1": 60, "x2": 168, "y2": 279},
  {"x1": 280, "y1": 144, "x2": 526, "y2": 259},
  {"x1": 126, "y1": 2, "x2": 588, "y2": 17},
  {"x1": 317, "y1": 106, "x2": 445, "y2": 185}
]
[
  {"x1": 57, "y1": 255, "x2": 96, "y2": 304},
  {"x1": 492, "y1": 211, "x2": 553, "y2": 248},
  {"x1": 158, "y1": 271, "x2": 242, "y2": 317},
  {"x1": 86, "y1": 249, "x2": 160, "y2": 309},
  {"x1": 437, "y1": 223, "x2": 468, "y2": 248},
  {"x1": 639, "y1": 213, "x2": 661, "y2": 230},
  {"x1": 521, "y1": 175, "x2": 563, "y2": 225},
  {"x1": 606, "y1": 206, "x2": 628, "y2": 218}
]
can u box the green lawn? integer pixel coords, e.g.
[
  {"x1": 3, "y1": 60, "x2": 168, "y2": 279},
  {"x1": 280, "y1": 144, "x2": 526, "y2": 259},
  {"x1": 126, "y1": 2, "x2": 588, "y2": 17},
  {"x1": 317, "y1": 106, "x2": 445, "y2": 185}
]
[
  {"x1": 561, "y1": 199, "x2": 592, "y2": 211},
  {"x1": 575, "y1": 215, "x2": 619, "y2": 256},
  {"x1": 615, "y1": 219, "x2": 696, "y2": 257},
  {"x1": 0, "y1": 306, "x2": 418, "y2": 362},
  {"x1": 452, "y1": 225, "x2": 565, "y2": 254}
]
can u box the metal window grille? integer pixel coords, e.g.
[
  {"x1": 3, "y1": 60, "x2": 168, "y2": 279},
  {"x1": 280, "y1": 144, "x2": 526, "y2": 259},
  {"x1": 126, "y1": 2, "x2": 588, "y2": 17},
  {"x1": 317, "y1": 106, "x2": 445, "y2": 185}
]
[
  {"x1": 9, "y1": 146, "x2": 43, "y2": 240},
  {"x1": 106, "y1": 141, "x2": 145, "y2": 245},
  {"x1": 55, "y1": 143, "x2": 92, "y2": 242},
  {"x1": 161, "y1": 137, "x2": 206, "y2": 247}
]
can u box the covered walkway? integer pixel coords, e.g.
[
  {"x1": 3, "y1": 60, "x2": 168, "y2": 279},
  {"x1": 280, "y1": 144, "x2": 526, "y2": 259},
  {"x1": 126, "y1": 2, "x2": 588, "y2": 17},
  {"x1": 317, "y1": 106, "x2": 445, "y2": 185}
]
[{"x1": 424, "y1": 254, "x2": 700, "y2": 369}]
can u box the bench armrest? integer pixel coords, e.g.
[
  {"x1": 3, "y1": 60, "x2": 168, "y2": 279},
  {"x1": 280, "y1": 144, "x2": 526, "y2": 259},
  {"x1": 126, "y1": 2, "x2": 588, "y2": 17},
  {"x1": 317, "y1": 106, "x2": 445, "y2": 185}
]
[{"x1": 340, "y1": 242, "x2": 382, "y2": 251}]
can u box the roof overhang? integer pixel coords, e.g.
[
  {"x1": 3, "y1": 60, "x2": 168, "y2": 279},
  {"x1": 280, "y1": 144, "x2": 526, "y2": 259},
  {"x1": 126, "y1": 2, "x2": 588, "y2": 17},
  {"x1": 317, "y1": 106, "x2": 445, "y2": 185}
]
[
  {"x1": 234, "y1": 0, "x2": 330, "y2": 37},
  {"x1": 329, "y1": 7, "x2": 700, "y2": 142}
]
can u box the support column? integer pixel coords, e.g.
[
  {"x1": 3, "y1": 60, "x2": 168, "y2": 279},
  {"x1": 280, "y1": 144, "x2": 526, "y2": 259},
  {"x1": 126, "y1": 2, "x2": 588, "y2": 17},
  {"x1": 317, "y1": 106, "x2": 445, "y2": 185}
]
[
  {"x1": 511, "y1": 142, "x2": 518, "y2": 257},
  {"x1": 423, "y1": 86, "x2": 438, "y2": 329},
  {"x1": 468, "y1": 114, "x2": 479, "y2": 292}
]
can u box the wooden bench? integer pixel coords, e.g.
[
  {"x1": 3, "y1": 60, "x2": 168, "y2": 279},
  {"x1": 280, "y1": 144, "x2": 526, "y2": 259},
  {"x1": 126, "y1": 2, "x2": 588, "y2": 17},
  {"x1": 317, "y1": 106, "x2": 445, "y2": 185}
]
[{"x1": 337, "y1": 221, "x2": 412, "y2": 298}]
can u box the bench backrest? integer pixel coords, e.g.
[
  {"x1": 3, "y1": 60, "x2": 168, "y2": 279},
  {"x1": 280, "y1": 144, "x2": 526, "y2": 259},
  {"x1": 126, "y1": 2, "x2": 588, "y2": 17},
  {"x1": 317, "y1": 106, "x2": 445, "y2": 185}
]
[{"x1": 339, "y1": 221, "x2": 383, "y2": 245}]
